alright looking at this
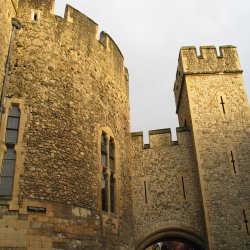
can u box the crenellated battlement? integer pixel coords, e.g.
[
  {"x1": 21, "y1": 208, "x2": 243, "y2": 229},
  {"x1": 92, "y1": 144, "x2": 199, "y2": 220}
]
[
  {"x1": 174, "y1": 45, "x2": 243, "y2": 114},
  {"x1": 63, "y1": 4, "x2": 124, "y2": 62},
  {"x1": 179, "y1": 45, "x2": 242, "y2": 75},
  {"x1": 131, "y1": 127, "x2": 191, "y2": 149},
  {"x1": 18, "y1": 0, "x2": 125, "y2": 72}
]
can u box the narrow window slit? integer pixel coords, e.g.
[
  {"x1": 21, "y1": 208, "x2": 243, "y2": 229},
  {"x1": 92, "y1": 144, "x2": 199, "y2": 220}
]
[
  {"x1": 231, "y1": 151, "x2": 236, "y2": 174},
  {"x1": 144, "y1": 181, "x2": 148, "y2": 203},
  {"x1": 34, "y1": 13, "x2": 38, "y2": 21},
  {"x1": 220, "y1": 96, "x2": 226, "y2": 114},
  {"x1": 184, "y1": 119, "x2": 187, "y2": 127},
  {"x1": 243, "y1": 209, "x2": 249, "y2": 235},
  {"x1": 182, "y1": 177, "x2": 186, "y2": 199}
]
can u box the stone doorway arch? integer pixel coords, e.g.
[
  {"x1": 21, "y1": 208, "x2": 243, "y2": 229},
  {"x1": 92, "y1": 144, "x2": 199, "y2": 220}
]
[{"x1": 135, "y1": 226, "x2": 206, "y2": 250}]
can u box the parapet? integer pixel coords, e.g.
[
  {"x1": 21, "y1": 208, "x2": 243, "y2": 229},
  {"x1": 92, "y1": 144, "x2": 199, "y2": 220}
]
[
  {"x1": 131, "y1": 127, "x2": 191, "y2": 149},
  {"x1": 18, "y1": 0, "x2": 126, "y2": 76},
  {"x1": 63, "y1": 5, "x2": 124, "y2": 68},
  {"x1": 174, "y1": 45, "x2": 243, "y2": 112},
  {"x1": 178, "y1": 45, "x2": 242, "y2": 75}
]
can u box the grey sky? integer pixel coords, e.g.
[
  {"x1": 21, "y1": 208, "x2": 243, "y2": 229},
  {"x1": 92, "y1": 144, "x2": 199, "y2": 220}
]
[{"x1": 54, "y1": 0, "x2": 250, "y2": 143}]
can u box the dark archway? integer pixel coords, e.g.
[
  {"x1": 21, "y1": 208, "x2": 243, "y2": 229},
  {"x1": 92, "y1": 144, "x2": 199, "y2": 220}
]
[{"x1": 135, "y1": 227, "x2": 206, "y2": 250}]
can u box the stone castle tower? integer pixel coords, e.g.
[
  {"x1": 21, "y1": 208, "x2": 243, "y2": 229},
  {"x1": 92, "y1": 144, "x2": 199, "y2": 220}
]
[{"x1": 0, "y1": 0, "x2": 249, "y2": 249}]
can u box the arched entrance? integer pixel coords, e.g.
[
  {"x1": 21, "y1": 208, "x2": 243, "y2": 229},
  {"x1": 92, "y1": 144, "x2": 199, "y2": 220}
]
[{"x1": 135, "y1": 227, "x2": 206, "y2": 250}]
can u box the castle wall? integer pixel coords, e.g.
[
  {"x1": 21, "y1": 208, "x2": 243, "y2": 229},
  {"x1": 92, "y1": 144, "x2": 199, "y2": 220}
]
[
  {"x1": 0, "y1": 0, "x2": 133, "y2": 249},
  {"x1": 131, "y1": 129, "x2": 207, "y2": 248},
  {"x1": 1, "y1": 0, "x2": 250, "y2": 249},
  {"x1": 175, "y1": 80, "x2": 192, "y2": 128},
  {"x1": 177, "y1": 46, "x2": 250, "y2": 249},
  {"x1": 0, "y1": 0, "x2": 19, "y2": 90}
]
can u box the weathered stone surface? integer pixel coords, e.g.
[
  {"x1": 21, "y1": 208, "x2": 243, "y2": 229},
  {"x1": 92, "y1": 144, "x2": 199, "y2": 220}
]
[
  {"x1": 0, "y1": 0, "x2": 250, "y2": 249},
  {"x1": 0, "y1": 0, "x2": 133, "y2": 249},
  {"x1": 0, "y1": 0, "x2": 18, "y2": 91},
  {"x1": 131, "y1": 130, "x2": 206, "y2": 245}
]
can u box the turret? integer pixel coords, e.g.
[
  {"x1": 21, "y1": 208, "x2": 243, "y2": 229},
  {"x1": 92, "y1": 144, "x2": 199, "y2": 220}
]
[{"x1": 174, "y1": 45, "x2": 250, "y2": 249}]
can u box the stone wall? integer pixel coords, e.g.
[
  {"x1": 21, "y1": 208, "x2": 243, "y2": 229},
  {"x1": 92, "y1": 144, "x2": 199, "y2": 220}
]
[
  {"x1": 131, "y1": 129, "x2": 207, "y2": 248},
  {"x1": 178, "y1": 46, "x2": 250, "y2": 249},
  {"x1": 0, "y1": 0, "x2": 19, "y2": 91},
  {"x1": 1, "y1": 0, "x2": 250, "y2": 249},
  {"x1": 0, "y1": 0, "x2": 133, "y2": 248},
  {"x1": 175, "y1": 80, "x2": 192, "y2": 128}
]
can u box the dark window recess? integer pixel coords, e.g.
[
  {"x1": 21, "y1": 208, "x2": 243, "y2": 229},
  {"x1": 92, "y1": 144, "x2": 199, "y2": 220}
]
[
  {"x1": 220, "y1": 96, "x2": 226, "y2": 114},
  {"x1": 34, "y1": 13, "x2": 38, "y2": 21},
  {"x1": 182, "y1": 177, "x2": 186, "y2": 199},
  {"x1": 144, "y1": 181, "x2": 148, "y2": 203},
  {"x1": 101, "y1": 171, "x2": 108, "y2": 212},
  {"x1": 110, "y1": 174, "x2": 115, "y2": 213},
  {"x1": 231, "y1": 151, "x2": 236, "y2": 174},
  {"x1": 243, "y1": 209, "x2": 249, "y2": 235},
  {"x1": 101, "y1": 134, "x2": 107, "y2": 167},
  {"x1": 109, "y1": 140, "x2": 114, "y2": 171},
  {"x1": 5, "y1": 106, "x2": 20, "y2": 143},
  {"x1": 0, "y1": 147, "x2": 15, "y2": 196}
]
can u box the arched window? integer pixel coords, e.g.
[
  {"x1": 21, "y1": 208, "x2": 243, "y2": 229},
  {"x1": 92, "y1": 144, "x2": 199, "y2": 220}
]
[
  {"x1": 0, "y1": 106, "x2": 20, "y2": 196},
  {"x1": 100, "y1": 132, "x2": 117, "y2": 214}
]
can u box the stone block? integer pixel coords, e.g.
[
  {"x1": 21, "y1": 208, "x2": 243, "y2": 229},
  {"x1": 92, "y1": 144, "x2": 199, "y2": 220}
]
[
  {"x1": 86, "y1": 218, "x2": 95, "y2": 224},
  {"x1": 2, "y1": 215, "x2": 18, "y2": 220},
  {"x1": 0, "y1": 239, "x2": 13, "y2": 247},
  {"x1": 30, "y1": 221, "x2": 42, "y2": 230},
  {"x1": 41, "y1": 240, "x2": 53, "y2": 248},
  {"x1": 84, "y1": 228, "x2": 94, "y2": 236},
  {"x1": 53, "y1": 236, "x2": 66, "y2": 243},
  {"x1": 81, "y1": 222, "x2": 88, "y2": 228},
  {"x1": 9, "y1": 219, "x2": 30, "y2": 229},
  {"x1": 54, "y1": 223, "x2": 67, "y2": 233},
  {"x1": 19, "y1": 214, "x2": 28, "y2": 220},
  {"x1": 42, "y1": 222, "x2": 54, "y2": 231},
  {"x1": 66, "y1": 232, "x2": 77, "y2": 239}
]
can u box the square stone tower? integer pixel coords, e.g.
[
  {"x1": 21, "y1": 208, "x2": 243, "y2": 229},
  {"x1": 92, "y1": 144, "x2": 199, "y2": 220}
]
[{"x1": 174, "y1": 46, "x2": 250, "y2": 249}]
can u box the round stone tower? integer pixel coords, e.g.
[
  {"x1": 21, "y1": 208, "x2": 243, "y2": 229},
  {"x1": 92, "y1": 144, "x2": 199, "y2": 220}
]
[{"x1": 0, "y1": 0, "x2": 133, "y2": 249}]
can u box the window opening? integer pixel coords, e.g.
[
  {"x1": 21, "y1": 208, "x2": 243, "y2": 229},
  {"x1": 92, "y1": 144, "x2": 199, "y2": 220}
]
[
  {"x1": 5, "y1": 106, "x2": 20, "y2": 143},
  {"x1": 182, "y1": 176, "x2": 186, "y2": 199},
  {"x1": 0, "y1": 147, "x2": 15, "y2": 196},
  {"x1": 184, "y1": 119, "x2": 187, "y2": 127},
  {"x1": 231, "y1": 151, "x2": 236, "y2": 174},
  {"x1": 101, "y1": 171, "x2": 108, "y2": 212},
  {"x1": 243, "y1": 209, "x2": 249, "y2": 235},
  {"x1": 110, "y1": 174, "x2": 115, "y2": 213},
  {"x1": 220, "y1": 96, "x2": 226, "y2": 114},
  {"x1": 100, "y1": 132, "x2": 117, "y2": 214},
  {"x1": 144, "y1": 181, "x2": 148, "y2": 203},
  {"x1": 109, "y1": 140, "x2": 114, "y2": 171},
  {"x1": 34, "y1": 13, "x2": 38, "y2": 21},
  {"x1": 101, "y1": 134, "x2": 107, "y2": 167}
]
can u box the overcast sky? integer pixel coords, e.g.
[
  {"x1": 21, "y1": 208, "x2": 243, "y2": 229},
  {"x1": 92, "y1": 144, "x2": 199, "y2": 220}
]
[{"x1": 54, "y1": 0, "x2": 250, "y2": 143}]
